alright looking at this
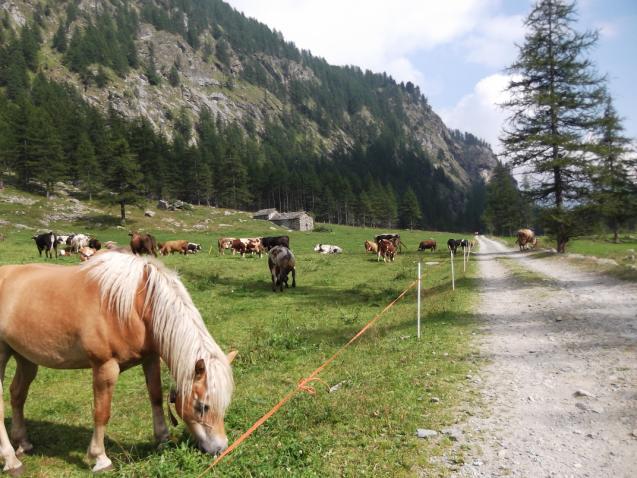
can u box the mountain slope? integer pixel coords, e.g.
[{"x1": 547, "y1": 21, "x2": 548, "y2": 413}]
[{"x1": 0, "y1": 0, "x2": 496, "y2": 230}]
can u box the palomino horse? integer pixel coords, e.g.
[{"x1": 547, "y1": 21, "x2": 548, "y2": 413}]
[{"x1": 0, "y1": 252, "x2": 236, "y2": 474}]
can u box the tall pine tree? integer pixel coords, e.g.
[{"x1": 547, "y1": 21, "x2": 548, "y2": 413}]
[{"x1": 501, "y1": 0, "x2": 607, "y2": 252}]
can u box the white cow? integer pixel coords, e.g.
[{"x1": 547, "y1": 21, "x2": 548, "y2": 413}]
[
  {"x1": 70, "y1": 233, "x2": 90, "y2": 253},
  {"x1": 314, "y1": 244, "x2": 343, "y2": 254}
]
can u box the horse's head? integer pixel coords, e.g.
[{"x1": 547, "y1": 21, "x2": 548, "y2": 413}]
[{"x1": 172, "y1": 350, "x2": 238, "y2": 455}]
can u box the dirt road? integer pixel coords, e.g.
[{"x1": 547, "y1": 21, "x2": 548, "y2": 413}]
[{"x1": 453, "y1": 236, "x2": 637, "y2": 478}]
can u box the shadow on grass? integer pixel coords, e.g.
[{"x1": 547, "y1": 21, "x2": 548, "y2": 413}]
[
  {"x1": 72, "y1": 214, "x2": 131, "y2": 229},
  {"x1": 11, "y1": 419, "x2": 164, "y2": 470}
]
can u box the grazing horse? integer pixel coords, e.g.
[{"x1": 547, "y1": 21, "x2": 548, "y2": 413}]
[
  {"x1": 268, "y1": 246, "x2": 296, "y2": 292},
  {"x1": 0, "y1": 252, "x2": 236, "y2": 474}
]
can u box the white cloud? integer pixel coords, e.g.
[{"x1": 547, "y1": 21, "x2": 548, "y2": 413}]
[
  {"x1": 464, "y1": 15, "x2": 525, "y2": 67},
  {"x1": 226, "y1": 0, "x2": 498, "y2": 75},
  {"x1": 440, "y1": 74, "x2": 512, "y2": 153}
]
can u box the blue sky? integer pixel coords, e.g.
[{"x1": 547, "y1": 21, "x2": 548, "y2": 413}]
[{"x1": 225, "y1": 0, "x2": 636, "y2": 154}]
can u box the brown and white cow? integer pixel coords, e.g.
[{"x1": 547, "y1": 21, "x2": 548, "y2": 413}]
[
  {"x1": 515, "y1": 229, "x2": 537, "y2": 251},
  {"x1": 364, "y1": 240, "x2": 378, "y2": 254},
  {"x1": 378, "y1": 239, "x2": 396, "y2": 263},
  {"x1": 245, "y1": 238, "x2": 263, "y2": 258},
  {"x1": 218, "y1": 237, "x2": 235, "y2": 255}
]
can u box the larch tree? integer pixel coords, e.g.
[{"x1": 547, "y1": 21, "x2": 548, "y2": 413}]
[
  {"x1": 500, "y1": 0, "x2": 607, "y2": 252},
  {"x1": 590, "y1": 95, "x2": 636, "y2": 242}
]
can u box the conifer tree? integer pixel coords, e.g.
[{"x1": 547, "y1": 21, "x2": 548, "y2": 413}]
[
  {"x1": 104, "y1": 138, "x2": 143, "y2": 224},
  {"x1": 590, "y1": 96, "x2": 636, "y2": 242},
  {"x1": 501, "y1": 0, "x2": 607, "y2": 252},
  {"x1": 76, "y1": 132, "x2": 99, "y2": 200},
  {"x1": 399, "y1": 187, "x2": 422, "y2": 230},
  {"x1": 482, "y1": 161, "x2": 525, "y2": 236}
]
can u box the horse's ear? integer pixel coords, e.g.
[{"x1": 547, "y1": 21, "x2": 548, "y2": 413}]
[
  {"x1": 195, "y1": 359, "x2": 206, "y2": 379},
  {"x1": 227, "y1": 350, "x2": 238, "y2": 364}
]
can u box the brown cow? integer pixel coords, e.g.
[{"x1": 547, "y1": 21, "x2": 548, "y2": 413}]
[
  {"x1": 218, "y1": 237, "x2": 234, "y2": 255},
  {"x1": 78, "y1": 246, "x2": 96, "y2": 262},
  {"x1": 378, "y1": 239, "x2": 396, "y2": 263},
  {"x1": 160, "y1": 240, "x2": 189, "y2": 256},
  {"x1": 364, "y1": 240, "x2": 378, "y2": 253},
  {"x1": 515, "y1": 229, "x2": 537, "y2": 251},
  {"x1": 268, "y1": 246, "x2": 296, "y2": 292},
  {"x1": 231, "y1": 239, "x2": 247, "y2": 256},
  {"x1": 418, "y1": 240, "x2": 436, "y2": 252},
  {"x1": 129, "y1": 232, "x2": 158, "y2": 257}
]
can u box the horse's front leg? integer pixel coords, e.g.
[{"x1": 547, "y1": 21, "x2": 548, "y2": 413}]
[
  {"x1": 0, "y1": 344, "x2": 23, "y2": 476},
  {"x1": 88, "y1": 359, "x2": 119, "y2": 473},
  {"x1": 142, "y1": 356, "x2": 169, "y2": 443},
  {"x1": 10, "y1": 356, "x2": 38, "y2": 456}
]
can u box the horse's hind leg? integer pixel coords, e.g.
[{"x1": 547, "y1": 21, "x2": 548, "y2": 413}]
[
  {"x1": 10, "y1": 356, "x2": 38, "y2": 455},
  {"x1": 0, "y1": 344, "x2": 23, "y2": 475}
]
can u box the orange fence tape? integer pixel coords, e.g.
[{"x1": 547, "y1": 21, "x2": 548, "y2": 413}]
[{"x1": 197, "y1": 280, "x2": 418, "y2": 476}]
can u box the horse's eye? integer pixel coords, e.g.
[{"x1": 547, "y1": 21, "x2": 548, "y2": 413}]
[{"x1": 195, "y1": 402, "x2": 210, "y2": 415}]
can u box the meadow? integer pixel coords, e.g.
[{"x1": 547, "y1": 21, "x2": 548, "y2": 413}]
[{"x1": 0, "y1": 190, "x2": 480, "y2": 477}]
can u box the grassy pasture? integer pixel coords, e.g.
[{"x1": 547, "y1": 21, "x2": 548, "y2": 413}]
[
  {"x1": 0, "y1": 194, "x2": 479, "y2": 476},
  {"x1": 497, "y1": 233, "x2": 637, "y2": 280}
]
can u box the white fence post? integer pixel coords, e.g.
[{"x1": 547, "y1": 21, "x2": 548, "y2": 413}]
[
  {"x1": 451, "y1": 250, "x2": 455, "y2": 290},
  {"x1": 417, "y1": 262, "x2": 421, "y2": 340}
]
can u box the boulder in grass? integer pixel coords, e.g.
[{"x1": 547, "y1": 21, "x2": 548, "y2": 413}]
[{"x1": 145, "y1": 210, "x2": 156, "y2": 217}]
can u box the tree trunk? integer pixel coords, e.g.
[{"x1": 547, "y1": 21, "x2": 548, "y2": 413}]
[
  {"x1": 613, "y1": 229, "x2": 619, "y2": 244},
  {"x1": 120, "y1": 201, "x2": 126, "y2": 224}
]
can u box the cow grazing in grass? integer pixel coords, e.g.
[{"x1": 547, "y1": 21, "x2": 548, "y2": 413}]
[
  {"x1": 268, "y1": 246, "x2": 296, "y2": 291},
  {"x1": 314, "y1": 244, "x2": 342, "y2": 254},
  {"x1": 261, "y1": 235, "x2": 290, "y2": 251},
  {"x1": 418, "y1": 240, "x2": 436, "y2": 252},
  {"x1": 231, "y1": 239, "x2": 247, "y2": 256},
  {"x1": 187, "y1": 242, "x2": 202, "y2": 254},
  {"x1": 129, "y1": 232, "x2": 158, "y2": 257},
  {"x1": 218, "y1": 237, "x2": 234, "y2": 255},
  {"x1": 364, "y1": 240, "x2": 378, "y2": 253},
  {"x1": 32, "y1": 232, "x2": 57, "y2": 259},
  {"x1": 516, "y1": 229, "x2": 537, "y2": 251},
  {"x1": 447, "y1": 239, "x2": 462, "y2": 255},
  {"x1": 160, "y1": 240, "x2": 189, "y2": 256},
  {"x1": 245, "y1": 238, "x2": 263, "y2": 258},
  {"x1": 378, "y1": 239, "x2": 396, "y2": 263}
]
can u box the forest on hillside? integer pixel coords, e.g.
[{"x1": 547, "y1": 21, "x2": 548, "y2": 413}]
[{"x1": 0, "y1": 1, "x2": 488, "y2": 231}]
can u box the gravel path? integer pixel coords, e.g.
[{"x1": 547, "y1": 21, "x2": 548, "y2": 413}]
[{"x1": 452, "y1": 236, "x2": 637, "y2": 478}]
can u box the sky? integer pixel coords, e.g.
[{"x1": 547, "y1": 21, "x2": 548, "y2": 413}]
[{"x1": 224, "y1": 0, "x2": 637, "y2": 155}]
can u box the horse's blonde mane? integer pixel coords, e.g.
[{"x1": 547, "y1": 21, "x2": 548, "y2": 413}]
[{"x1": 81, "y1": 252, "x2": 233, "y2": 415}]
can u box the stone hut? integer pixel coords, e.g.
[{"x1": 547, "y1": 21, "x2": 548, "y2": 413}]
[
  {"x1": 253, "y1": 209, "x2": 314, "y2": 231},
  {"x1": 253, "y1": 208, "x2": 279, "y2": 220}
]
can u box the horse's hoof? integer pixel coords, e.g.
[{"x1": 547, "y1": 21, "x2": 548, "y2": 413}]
[
  {"x1": 92, "y1": 457, "x2": 113, "y2": 473},
  {"x1": 7, "y1": 465, "x2": 24, "y2": 478},
  {"x1": 15, "y1": 443, "x2": 34, "y2": 456}
]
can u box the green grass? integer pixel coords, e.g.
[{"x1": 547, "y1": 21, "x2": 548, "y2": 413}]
[{"x1": 0, "y1": 189, "x2": 479, "y2": 477}]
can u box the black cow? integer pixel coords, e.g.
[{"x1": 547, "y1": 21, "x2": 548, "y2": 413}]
[
  {"x1": 32, "y1": 232, "x2": 58, "y2": 259},
  {"x1": 261, "y1": 235, "x2": 290, "y2": 251},
  {"x1": 187, "y1": 242, "x2": 202, "y2": 254},
  {"x1": 447, "y1": 239, "x2": 463, "y2": 255},
  {"x1": 88, "y1": 238, "x2": 102, "y2": 250},
  {"x1": 375, "y1": 233, "x2": 403, "y2": 251}
]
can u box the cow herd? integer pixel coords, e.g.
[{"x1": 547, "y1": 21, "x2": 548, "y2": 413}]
[{"x1": 29, "y1": 228, "x2": 536, "y2": 293}]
